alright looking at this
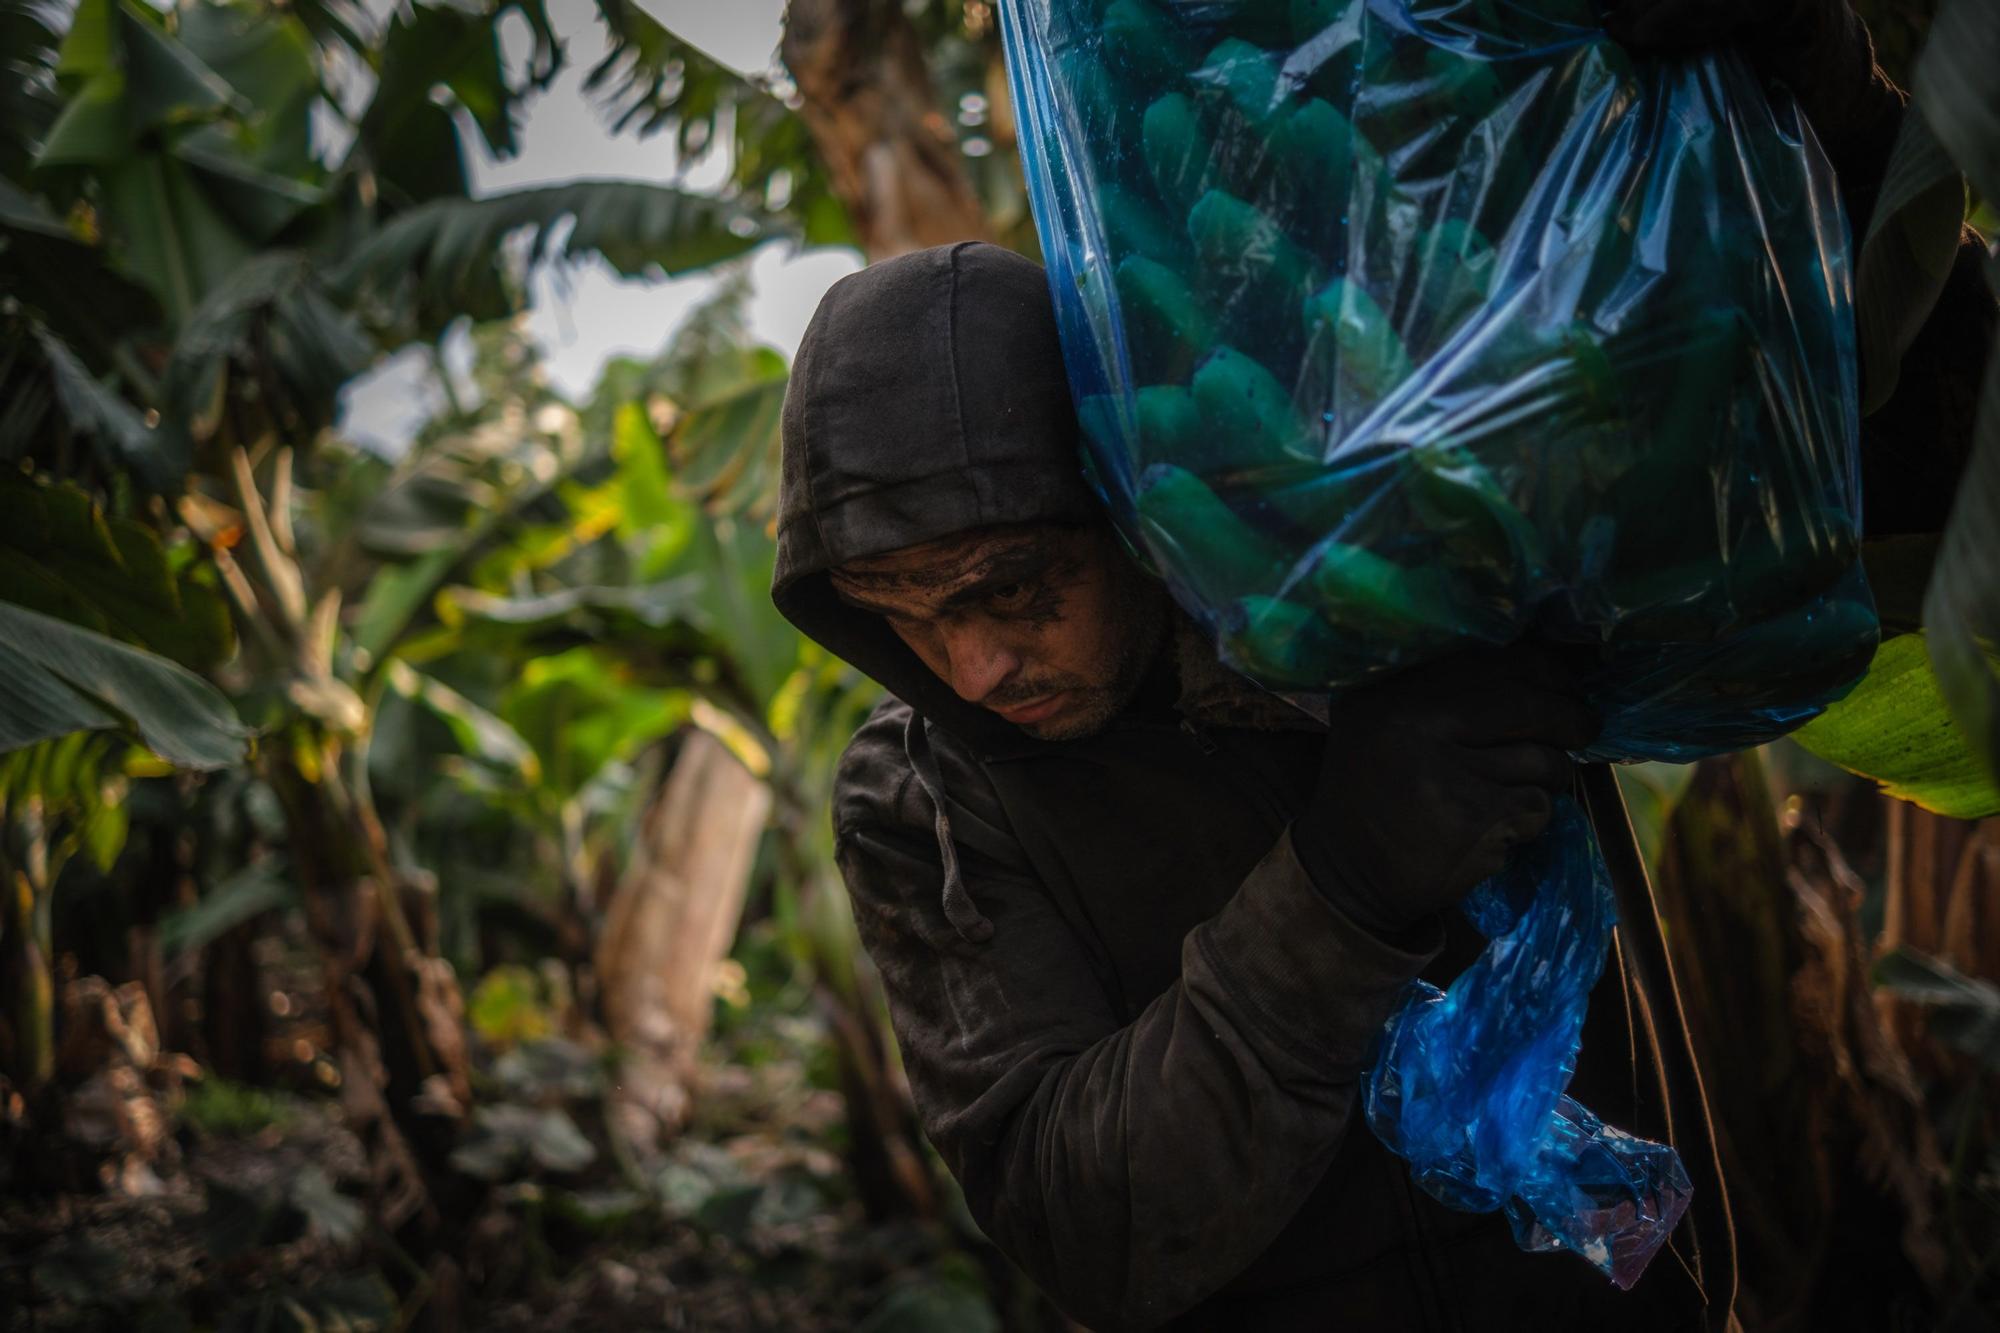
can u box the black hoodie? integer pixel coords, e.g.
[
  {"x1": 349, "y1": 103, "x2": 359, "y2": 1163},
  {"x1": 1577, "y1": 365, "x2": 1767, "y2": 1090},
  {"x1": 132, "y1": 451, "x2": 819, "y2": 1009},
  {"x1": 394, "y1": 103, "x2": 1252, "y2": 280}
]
[
  {"x1": 770, "y1": 242, "x2": 1711, "y2": 1331},
  {"x1": 773, "y1": 240, "x2": 1103, "y2": 750}
]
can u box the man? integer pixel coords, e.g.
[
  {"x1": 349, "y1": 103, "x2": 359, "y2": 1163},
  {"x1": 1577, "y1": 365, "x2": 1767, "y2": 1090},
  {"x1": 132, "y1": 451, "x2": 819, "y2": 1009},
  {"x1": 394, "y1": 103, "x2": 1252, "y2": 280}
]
[
  {"x1": 772, "y1": 241, "x2": 1678, "y2": 1331},
  {"x1": 768, "y1": 10, "x2": 1991, "y2": 1329}
]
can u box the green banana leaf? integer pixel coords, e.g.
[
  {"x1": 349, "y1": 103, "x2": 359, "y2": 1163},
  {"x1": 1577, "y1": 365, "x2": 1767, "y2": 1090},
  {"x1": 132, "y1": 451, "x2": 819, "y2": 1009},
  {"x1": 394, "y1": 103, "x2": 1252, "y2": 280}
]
[
  {"x1": 0, "y1": 599, "x2": 250, "y2": 768},
  {"x1": 0, "y1": 475, "x2": 233, "y2": 670},
  {"x1": 1792, "y1": 632, "x2": 2000, "y2": 819},
  {"x1": 330, "y1": 181, "x2": 789, "y2": 317}
]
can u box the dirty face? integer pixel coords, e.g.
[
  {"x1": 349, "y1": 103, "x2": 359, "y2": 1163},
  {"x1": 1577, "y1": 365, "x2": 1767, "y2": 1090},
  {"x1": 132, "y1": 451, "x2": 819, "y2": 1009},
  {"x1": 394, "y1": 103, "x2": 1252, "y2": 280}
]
[{"x1": 829, "y1": 523, "x2": 1169, "y2": 741}]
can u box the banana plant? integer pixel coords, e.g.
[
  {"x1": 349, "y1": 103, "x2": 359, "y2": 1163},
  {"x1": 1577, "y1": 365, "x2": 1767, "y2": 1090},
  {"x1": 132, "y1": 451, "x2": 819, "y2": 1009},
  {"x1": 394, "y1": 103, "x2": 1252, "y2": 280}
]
[
  {"x1": 1798, "y1": 0, "x2": 2000, "y2": 819},
  {"x1": 0, "y1": 472, "x2": 251, "y2": 1093},
  {"x1": 347, "y1": 292, "x2": 930, "y2": 1213},
  {"x1": 0, "y1": 0, "x2": 807, "y2": 1233},
  {"x1": 0, "y1": 612, "x2": 250, "y2": 1094}
]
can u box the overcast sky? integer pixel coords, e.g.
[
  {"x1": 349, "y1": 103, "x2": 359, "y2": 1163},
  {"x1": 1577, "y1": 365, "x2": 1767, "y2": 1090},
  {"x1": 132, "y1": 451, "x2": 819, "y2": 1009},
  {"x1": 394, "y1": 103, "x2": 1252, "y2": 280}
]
[{"x1": 337, "y1": 0, "x2": 863, "y2": 453}]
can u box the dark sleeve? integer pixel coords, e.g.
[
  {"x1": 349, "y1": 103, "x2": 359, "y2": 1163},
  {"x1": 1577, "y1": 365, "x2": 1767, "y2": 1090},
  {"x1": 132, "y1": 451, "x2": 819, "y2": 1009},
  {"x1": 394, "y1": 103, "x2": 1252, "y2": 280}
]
[{"x1": 832, "y1": 718, "x2": 1438, "y2": 1331}]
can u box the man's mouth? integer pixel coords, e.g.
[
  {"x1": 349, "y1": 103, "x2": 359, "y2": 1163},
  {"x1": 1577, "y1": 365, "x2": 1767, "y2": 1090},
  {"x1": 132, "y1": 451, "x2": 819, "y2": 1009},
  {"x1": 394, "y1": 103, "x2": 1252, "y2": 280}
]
[{"x1": 992, "y1": 692, "x2": 1066, "y2": 725}]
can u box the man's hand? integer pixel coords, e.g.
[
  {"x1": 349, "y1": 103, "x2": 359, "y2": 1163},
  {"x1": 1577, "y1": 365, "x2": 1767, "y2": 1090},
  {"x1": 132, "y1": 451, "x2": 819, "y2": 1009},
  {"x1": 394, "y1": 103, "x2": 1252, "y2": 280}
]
[
  {"x1": 1603, "y1": 0, "x2": 1894, "y2": 185},
  {"x1": 1602, "y1": 0, "x2": 1813, "y2": 59},
  {"x1": 1290, "y1": 644, "x2": 1600, "y2": 937}
]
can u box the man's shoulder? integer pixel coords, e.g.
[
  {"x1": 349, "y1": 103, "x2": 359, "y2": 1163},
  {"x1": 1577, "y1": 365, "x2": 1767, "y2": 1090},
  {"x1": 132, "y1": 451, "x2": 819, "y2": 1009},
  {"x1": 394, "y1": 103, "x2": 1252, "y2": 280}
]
[
  {"x1": 834, "y1": 697, "x2": 1020, "y2": 862},
  {"x1": 833, "y1": 695, "x2": 924, "y2": 841}
]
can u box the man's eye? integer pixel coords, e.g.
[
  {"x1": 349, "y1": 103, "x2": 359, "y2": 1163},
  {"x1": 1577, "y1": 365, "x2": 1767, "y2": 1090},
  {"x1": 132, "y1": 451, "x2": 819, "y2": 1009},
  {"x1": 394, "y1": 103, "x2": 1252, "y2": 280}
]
[{"x1": 987, "y1": 581, "x2": 1034, "y2": 609}]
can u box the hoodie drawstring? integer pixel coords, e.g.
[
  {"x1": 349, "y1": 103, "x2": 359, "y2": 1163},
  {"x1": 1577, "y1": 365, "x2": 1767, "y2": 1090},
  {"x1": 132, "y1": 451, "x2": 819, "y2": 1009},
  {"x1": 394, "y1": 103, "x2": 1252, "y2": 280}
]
[{"x1": 903, "y1": 709, "x2": 995, "y2": 944}]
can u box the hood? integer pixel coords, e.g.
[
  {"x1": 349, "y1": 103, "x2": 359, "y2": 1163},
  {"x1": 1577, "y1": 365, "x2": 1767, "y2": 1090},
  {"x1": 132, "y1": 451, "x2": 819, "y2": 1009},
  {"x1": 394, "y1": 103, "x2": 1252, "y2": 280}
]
[{"x1": 772, "y1": 240, "x2": 1101, "y2": 752}]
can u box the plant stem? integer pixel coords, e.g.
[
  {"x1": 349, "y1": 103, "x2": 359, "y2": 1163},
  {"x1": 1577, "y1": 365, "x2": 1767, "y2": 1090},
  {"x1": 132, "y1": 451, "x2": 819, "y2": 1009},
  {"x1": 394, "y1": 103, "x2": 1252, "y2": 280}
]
[
  {"x1": 229, "y1": 444, "x2": 310, "y2": 634},
  {"x1": 1, "y1": 865, "x2": 53, "y2": 1092}
]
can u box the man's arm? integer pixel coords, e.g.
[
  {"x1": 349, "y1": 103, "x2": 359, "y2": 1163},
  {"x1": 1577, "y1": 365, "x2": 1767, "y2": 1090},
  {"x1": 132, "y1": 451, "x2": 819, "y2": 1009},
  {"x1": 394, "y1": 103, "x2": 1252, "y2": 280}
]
[{"x1": 833, "y1": 719, "x2": 1438, "y2": 1331}]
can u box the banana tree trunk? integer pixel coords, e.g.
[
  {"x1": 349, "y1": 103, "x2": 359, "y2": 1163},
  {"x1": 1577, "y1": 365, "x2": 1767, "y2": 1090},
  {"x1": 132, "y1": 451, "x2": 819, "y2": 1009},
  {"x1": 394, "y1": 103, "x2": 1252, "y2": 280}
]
[
  {"x1": 816, "y1": 966, "x2": 937, "y2": 1221},
  {"x1": 270, "y1": 753, "x2": 473, "y2": 1239},
  {"x1": 1648, "y1": 752, "x2": 1946, "y2": 1329},
  {"x1": 596, "y1": 729, "x2": 772, "y2": 1154},
  {"x1": 1, "y1": 863, "x2": 54, "y2": 1094},
  {"x1": 1882, "y1": 803, "x2": 2000, "y2": 985},
  {"x1": 781, "y1": 0, "x2": 991, "y2": 260},
  {"x1": 200, "y1": 917, "x2": 269, "y2": 1083}
]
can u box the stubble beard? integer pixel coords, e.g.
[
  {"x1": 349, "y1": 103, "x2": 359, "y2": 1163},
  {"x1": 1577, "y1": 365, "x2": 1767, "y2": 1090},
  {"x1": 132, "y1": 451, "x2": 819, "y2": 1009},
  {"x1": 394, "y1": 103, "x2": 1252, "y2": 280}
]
[{"x1": 1015, "y1": 567, "x2": 1171, "y2": 742}]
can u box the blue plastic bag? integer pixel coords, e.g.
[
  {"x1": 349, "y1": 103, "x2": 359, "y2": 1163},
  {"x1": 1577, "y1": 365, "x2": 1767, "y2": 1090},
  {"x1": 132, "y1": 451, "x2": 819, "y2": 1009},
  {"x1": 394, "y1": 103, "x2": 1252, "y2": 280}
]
[
  {"x1": 1362, "y1": 795, "x2": 1692, "y2": 1285},
  {"x1": 998, "y1": 0, "x2": 1877, "y2": 1288},
  {"x1": 998, "y1": 0, "x2": 1875, "y2": 761}
]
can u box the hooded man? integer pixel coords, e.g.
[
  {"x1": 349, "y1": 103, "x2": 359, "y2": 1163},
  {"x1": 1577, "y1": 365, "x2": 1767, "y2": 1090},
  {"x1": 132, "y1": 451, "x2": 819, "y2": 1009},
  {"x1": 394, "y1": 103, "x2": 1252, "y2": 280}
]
[
  {"x1": 770, "y1": 239, "x2": 1703, "y2": 1330},
  {"x1": 767, "y1": 7, "x2": 1993, "y2": 1327}
]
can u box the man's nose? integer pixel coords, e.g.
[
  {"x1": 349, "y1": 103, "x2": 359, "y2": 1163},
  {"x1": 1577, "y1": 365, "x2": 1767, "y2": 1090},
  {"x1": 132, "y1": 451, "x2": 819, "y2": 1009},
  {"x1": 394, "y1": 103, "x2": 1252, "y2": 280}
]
[{"x1": 940, "y1": 622, "x2": 1020, "y2": 703}]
